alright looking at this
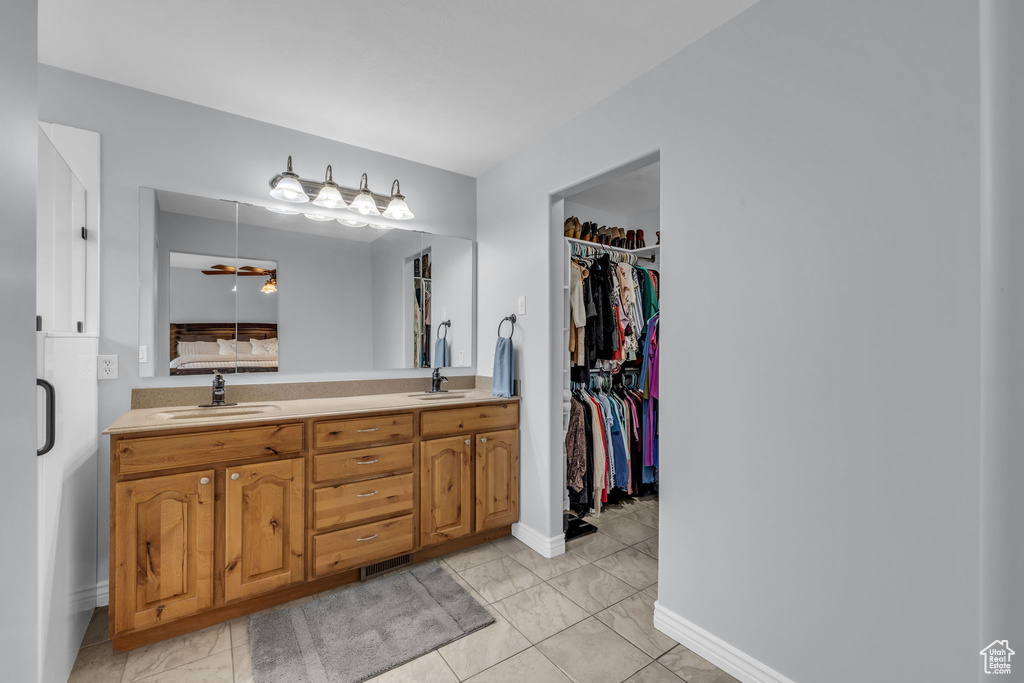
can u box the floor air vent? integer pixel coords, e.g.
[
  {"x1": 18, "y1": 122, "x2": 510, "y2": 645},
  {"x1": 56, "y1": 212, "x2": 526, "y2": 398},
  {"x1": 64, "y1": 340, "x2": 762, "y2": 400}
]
[{"x1": 360, "y1": 553, "x2": 413, "y2": 580}]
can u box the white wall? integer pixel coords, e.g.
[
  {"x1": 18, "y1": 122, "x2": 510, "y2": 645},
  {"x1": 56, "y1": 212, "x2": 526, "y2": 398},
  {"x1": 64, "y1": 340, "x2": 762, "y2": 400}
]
[
  {"x1": 476, "y1": 1, "x2": 983, "y2": 681},
  {"x1": 0, "y1": 1, "x2": 38, "y2": 680},
  {"x1": 37, "y1": 65, "x2": 477, "y2": 589},
  {"x1": 980, "y1": 0, "x2": 1024, "y2": 668}
]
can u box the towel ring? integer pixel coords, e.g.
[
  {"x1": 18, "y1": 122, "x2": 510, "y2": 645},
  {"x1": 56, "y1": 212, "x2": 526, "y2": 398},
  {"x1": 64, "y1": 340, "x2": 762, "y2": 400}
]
[
  {"x1": 498, "y1": 314, "x2": 516, "y2": 338},
  {"x1": 437, "y1": 320, "x2": 451, "y2": 340}
]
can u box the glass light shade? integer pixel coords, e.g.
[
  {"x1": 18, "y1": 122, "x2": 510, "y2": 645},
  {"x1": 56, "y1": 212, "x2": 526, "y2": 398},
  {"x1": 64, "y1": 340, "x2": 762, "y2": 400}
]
[
  {"x1": 266, "y1": 206, "x2": 299, "y2": 215},
  {"x1": 337, "y1": 217, "x2": 368, "y2": 228},
  {"x1": 366, "y1": 223, "x2": 393, "y2": 230},
  {"x1": 348, "y1": 190, "x2": 381, "y2": 216},
  {"x1": 260, "y1": 279, "x2": 277, "y2": 294},
  {"x1": 303, "y1": 213, "x2": 334, "y2": 222},
  {"x1": 269, "y1": 176, "x2": 309, "y2": 203},
  {"x1": 382, "y1": 196, "x2": 414, "y2": 220},
  {"x1": 312, "y1": 184, "x2": 347, "y2": 209}
]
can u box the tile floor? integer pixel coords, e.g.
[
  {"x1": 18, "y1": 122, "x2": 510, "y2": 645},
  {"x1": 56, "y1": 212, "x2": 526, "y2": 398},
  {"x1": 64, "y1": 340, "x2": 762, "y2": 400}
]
[{"x1": 70, "y1": 496, "x2": 739, "y2": 683}]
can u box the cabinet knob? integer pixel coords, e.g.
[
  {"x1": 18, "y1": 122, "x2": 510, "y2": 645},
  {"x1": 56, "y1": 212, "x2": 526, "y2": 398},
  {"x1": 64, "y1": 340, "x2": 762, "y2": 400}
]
[
  {"x1": 480, "y1": 438, "x2": 488, "y2": 443},
  {"x1": 231, "y1": 473, "x2": 240, "y2": 481},
  {"x1": 465, "y1": 439, "x2": 471, "y2": 445},
  {"x1": 200, "y1": 477, "x2": 210, "y2": 485}
]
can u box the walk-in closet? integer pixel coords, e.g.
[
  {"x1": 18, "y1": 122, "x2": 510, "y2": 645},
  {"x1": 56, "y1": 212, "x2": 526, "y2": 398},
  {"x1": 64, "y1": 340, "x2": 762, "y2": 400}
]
[{"x1": 557, "y1": 159, "x2": 661, "y2": 557}]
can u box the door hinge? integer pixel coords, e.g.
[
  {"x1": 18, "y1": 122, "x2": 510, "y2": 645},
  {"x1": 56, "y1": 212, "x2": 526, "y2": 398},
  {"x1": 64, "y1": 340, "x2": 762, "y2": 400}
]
[
  {"x1": 36, "y1": 315, "x2": 42, "y2": 332},
  {"x1": 81, "y1": 226, "x2": 88, "y2": 240},
  {"x1": 77, "y1": 321, "x2": 84, "y2": 333}
]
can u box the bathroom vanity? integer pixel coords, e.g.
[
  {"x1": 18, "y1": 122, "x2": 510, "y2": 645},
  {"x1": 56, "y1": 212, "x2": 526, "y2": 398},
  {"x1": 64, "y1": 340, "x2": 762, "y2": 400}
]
[{"x1": 104, "y1": 391, "x2": 518, "y2": 650}]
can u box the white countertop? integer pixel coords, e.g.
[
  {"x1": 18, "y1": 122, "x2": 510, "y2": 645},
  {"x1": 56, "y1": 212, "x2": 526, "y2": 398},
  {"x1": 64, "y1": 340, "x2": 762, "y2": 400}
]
[{"x1": 104, "y1": 390, "x2": 518, "y2": 435}]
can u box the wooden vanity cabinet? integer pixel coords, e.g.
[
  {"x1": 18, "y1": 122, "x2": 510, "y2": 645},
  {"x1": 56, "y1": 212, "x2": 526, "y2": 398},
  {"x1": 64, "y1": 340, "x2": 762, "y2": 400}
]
[
  {"x1": 224, "y1": 458, "x2": 305, "y2": 602},
  {"x1": 109, "y1": 399, "x2": 518, "y2": 650},
  {"x1": 112, "y1": 470, "x2": 215, "y2": 632}
]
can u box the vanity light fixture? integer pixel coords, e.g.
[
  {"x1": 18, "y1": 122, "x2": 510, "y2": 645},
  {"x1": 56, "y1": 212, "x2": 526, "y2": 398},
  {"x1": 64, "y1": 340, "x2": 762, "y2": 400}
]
[
  {"x1": 260, "y1": 276, "x2": 277, "y2": 294},
  {"x1": 268, "y1": 157, "x2": 415, "y2": 220},
  {"x1": 366, "y1": 223, "x2": 393, "y2": 230},
  {"x1": 382, "y1": 180, "x2": 414, "y2": 220},
  {"x1": 269, "y1": 156, "x2": 309, "y2": 203},
  {"x1": 312, "y1": 165, "x2": 347, "y2": 209},
  {"x1": 348, "y1": 173, "x2": 381, "y2": 216},
  {"x1": 337, "y1": 217, "x2": 368, "y2": 228},
  {"x1": 303, "y1": 213, "x2": 334, "y2": 222}
]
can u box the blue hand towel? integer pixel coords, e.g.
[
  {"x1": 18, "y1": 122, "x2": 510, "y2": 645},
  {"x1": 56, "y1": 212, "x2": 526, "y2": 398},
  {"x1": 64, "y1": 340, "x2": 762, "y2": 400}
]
[
  {"x1": 434, "y1": 337, "x2": 450, "y2": 368},
  {"x1": 491, "y1": 336, "x2": 514, "y2": 397}
]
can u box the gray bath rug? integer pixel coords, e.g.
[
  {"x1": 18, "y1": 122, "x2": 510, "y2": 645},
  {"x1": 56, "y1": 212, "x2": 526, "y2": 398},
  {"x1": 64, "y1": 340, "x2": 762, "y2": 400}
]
[{"x1": 248, "y1": 561, "x2": 494, "y2": 683}]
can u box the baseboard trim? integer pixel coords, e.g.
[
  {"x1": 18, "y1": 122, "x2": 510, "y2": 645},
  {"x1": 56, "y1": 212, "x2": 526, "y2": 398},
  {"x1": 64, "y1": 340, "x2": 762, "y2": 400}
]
[
  {"x1": 94, "y1": 580, "x2": 109, "y2": 607},
  {"x1": 653, "y1": 602, "x2": 795, "y2": 683},
  {"x1": 512, "y1": 522, "x2": 565, "y2": 558}
]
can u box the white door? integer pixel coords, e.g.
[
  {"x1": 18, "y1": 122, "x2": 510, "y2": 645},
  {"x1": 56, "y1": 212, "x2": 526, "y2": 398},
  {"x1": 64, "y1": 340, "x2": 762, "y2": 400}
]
[{"x1": 36, "y1": 125, "x2": 99, "y2": 683}]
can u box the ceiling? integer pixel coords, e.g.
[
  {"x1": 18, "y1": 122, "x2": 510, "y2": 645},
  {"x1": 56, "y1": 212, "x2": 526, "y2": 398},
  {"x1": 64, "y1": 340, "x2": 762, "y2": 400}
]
[
  {"x1": 39, "y1": 0, "x2": 758, "y2": 176},
  {"x1": 567, "y1": 161, "x2": 660, "y2": 216}
]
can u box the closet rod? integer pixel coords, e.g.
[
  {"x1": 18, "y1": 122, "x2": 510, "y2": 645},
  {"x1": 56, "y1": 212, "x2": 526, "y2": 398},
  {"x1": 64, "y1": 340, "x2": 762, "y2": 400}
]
[{"x1": 565, "y1": 237, "x2": 656, "y2": 263}]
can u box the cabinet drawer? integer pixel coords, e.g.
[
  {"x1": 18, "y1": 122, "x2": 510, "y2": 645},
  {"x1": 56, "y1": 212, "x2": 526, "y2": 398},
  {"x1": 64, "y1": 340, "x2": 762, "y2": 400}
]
[
  {"x1": 312, "y1": 515, "x2": 413, "y2": 577},
  {"x1": 116, "y1": 423, "x2": 304, "y2": 474},
  {"x1": 314, "y1": 414, "x2": 414, "y2": 450},
  {"x1": 313, "y1": 443, "x2": 414, "y2": 483},
  {"x1": 420, "y1": 403, "x2": 518, "y2": 437},
  {"x1": 313, "y1": 473, "x2": 414, "y2": 530}
]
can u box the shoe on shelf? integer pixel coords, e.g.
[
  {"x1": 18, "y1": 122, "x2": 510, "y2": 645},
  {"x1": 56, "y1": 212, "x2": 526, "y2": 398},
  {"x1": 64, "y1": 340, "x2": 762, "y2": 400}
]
[
  {"x1": 636, "y1": 229, "x2": 646, "y2": 249},
  {"x1": 626, "y1": 230, "x2": 635, "y2": 250},
  {"x1": 564, "y1": 216, "x2": 576, "y2": 238}
]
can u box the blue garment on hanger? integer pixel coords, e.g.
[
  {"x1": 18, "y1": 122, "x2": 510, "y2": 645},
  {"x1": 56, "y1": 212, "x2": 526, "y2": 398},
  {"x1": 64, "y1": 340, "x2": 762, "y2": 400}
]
[
  {"x1": 491, "y1": 337, "x2": 514, "y2": 397},
  {"x1": 434, "y1": 337, "x2": 450, "y2": 368}
]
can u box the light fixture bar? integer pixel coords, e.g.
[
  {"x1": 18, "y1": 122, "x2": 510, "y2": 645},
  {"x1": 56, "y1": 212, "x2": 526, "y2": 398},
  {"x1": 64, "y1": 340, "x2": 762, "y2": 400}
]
[{"x1": 268, "y1": 158, "x2": 412, "y2": 218}]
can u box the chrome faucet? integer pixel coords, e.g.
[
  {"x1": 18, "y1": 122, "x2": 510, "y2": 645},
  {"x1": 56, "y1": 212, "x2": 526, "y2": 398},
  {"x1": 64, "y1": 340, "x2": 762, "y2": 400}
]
[
  {"x1": 428, "y1": 367, "x2": 449, "y2": 393},
  {"x1": 211, "y1": 372, "x2": 227, "y2": 405}
]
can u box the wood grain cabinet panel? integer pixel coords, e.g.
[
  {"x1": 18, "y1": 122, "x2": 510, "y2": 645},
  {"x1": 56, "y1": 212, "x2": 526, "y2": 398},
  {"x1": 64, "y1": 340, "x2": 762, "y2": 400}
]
[
  {"x1": 313, "y1": 473, "x2": 414, "y2": 530},
  {"x1": 224, "y1": 459, "x2": 305, "y2": 602},
  {"x1": 420, "y1": 403, "x2": 518, "y2": 437},
  {"x1": 313, "y1": 414, "x2": 413, "y2": 450},
  {"x1": 113, "y1": 470, "x2": 214, "y2": 634},
  {"x1": 420, "y1": 436, "x2": 473, "y2": 547},
  {"x1": 116, "y1": 423, "x2": 304, "y2": 474},
  {"x1": 313, "y1": 443, "x2": 414, "y2": 483},
  {"x1": 313, "y1": 515, "x2": 414, "y2": 577},
  {"x1": 475, "y1": 430, "x2": 519, "y2": 531}
]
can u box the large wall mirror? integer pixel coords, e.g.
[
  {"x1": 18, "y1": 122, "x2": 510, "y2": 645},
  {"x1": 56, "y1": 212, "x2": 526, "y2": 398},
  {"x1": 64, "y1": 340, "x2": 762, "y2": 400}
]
[{"x1": 138, "y1": 188, "x2": 474, "y2": 377}]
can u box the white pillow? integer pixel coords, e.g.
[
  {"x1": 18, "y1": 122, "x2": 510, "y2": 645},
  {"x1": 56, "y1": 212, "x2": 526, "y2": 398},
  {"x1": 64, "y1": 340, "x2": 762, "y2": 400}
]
[
  {"x1": 250, "y1": 337, "x2": 279, "y2": 356},
  {"x1": 177, "y1": 341, "x2": 219, "y2": 357},
  {"x1": 217, "y1": 338, "x2": 236, "y2": 355}
]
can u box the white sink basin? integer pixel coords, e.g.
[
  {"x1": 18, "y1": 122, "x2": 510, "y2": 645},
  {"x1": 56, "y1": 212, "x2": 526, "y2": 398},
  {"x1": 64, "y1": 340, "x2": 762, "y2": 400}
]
[
  {"x1": 154, "y1": 404, "x2": 283, "y2": 420},
  {"x1": 408, "y1": 390, "x2": 473, "y2": 400}
]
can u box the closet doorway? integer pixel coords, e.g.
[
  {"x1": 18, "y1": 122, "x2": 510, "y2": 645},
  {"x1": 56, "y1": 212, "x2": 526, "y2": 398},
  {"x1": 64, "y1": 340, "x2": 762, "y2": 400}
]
[{"x1": 553, "y1": 155, "x2": 661, "y2": 564}]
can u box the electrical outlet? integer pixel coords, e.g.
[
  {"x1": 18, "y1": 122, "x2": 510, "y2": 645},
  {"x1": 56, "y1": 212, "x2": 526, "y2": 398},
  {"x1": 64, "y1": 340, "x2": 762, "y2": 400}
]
[
  {"x1": 459, "y1": 350, "x2": 465, "y2": 365},
  {"x1": 518, "y1": 295, "x2": 526, "y2": 315},
  {"x1": 138, "y1": 345, "x2": 148, "y2": 363},
  {"x1": 97, "y1": 355, "x2": 118, "y2": 380}
]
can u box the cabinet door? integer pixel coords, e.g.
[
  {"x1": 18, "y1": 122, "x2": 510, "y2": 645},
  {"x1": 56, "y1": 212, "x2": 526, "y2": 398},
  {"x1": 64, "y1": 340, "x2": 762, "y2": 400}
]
[
  {"x1": 420, "y1": 436, "x2": 473, "y2": 547},
  {"x1": 113, "y1": 470, "x2": 215, "y2": 634},
  {"x1": 224, "y1": 458, "x2": 305, "y2": 602},
  {"x1": 475, "y1": 429, "x2": 519, "y2": 532}
]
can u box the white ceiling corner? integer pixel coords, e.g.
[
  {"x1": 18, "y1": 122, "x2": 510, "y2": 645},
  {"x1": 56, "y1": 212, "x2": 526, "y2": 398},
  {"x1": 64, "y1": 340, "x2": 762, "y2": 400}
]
[{"x1": 39, "y1": 0, "x2": 759, "y2": 176}]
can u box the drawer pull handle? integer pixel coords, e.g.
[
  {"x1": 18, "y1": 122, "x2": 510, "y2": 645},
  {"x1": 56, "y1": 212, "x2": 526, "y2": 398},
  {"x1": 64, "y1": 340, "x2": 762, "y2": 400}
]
[
  {"x1": 357, "y1": 491, "x2": 379, "y2": 498},
  {"x1": 356, "y1": 459, "x2": 379, "y2": 465},
  {"x1": 480, "y1": 438, "x2": 488, "y2": 443},
  {"x1": 357, "y1": 534, "x2": 379, "y2": 542},
  {"x1": 200, "y1": 477, "x2": 210, "y2": 485},
  {"x1": 231, "y1": 473, "x2": 240, "y2": 481},
  {"x1": 356, "y1": 428, "x2": 380, "y2": 433}
]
